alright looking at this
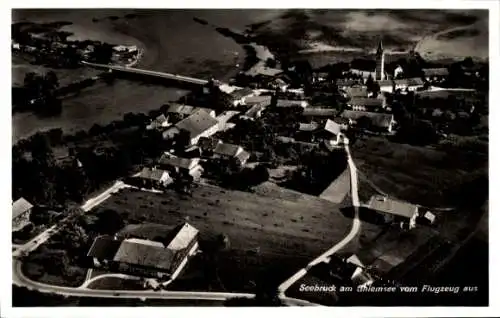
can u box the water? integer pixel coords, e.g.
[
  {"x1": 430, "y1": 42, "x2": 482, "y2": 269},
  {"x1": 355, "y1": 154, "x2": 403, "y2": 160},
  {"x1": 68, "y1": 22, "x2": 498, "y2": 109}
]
[{"x1": 12, "y1": 9, "x2": 284, "y2": 142}]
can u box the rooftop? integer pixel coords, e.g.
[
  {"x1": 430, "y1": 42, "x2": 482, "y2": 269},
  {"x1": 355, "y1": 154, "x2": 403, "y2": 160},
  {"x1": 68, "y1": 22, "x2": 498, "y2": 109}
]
[
  {"x1": 368, "y1": 195, "x2": 418, "y2": 218},
  {"x1": 302, "y1": 108, "x2": 338, "y2": 117},
  {"x1": 175, "y1": 109, "x2": 219, "y2": 138},
  {"x1": 298, "y1": 122, "x2": 320, "y2": 132},
  {"x1": 422, "y1": 68, "x2": 449, "y2": 77},
  {"x1": 341, "y1": 110, "x2": 394, "y2": 129},
  {"x1": 324, "y1": 119, "x2": 342, "y2": 135},
  {"x1": 113, "y1": 238, "x2": 175, "y2": 271},
  {"x1": 230, "y1": 87, "x2": 255, "y2": 100},
  {"x1": 244, "y1": 95, "x2": 272, "y2": 105},
  {"x1": 12, "y1": 197, "x2": 33, "y2": 219},
  {"x1": 139, "y1": 167, "x2": 169, "y2": 181},
  {"x1": 158, "y1": 154, "x2": 200, "y2": 170},
  {"x1": 276, "y1": 99, "x2": 308, "y2": 108},
  {"x1": 348, "y1": 97, "x2": 384, "y2": 107},
  {"x1": 344, "y1": 85, "x2": 368, "y2": 98},
  {"x1": 166, "y1": 223, "x2": 199, "y2": 251},
  {"x1": 214, "y1": 143, "x2": 243, "y2": 157}
]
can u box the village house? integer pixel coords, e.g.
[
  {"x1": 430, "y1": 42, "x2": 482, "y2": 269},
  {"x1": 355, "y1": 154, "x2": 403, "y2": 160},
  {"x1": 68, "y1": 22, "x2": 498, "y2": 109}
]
[
  {"x1": 216, "y1": 111, "x2": 240, "y2": 131},
  {"x1": 213, "y1": 143, "x2": 251, "y2": 166},
  {"x1": 422, "y1": 68, "x2": 449, "y2": 82},
  {"x1": 166, "y1": 104, "x2": 216, "y2": 120},
  {"x1": 12, "y1": 197, "x2": 34, "y2": 232},
  {"x1": 342, "y1": 85, "x2": 369, "y2": 99},
  {"x1": 240, "y1": 95, "x2": 272, "y2": 120},
  {"x1": 158, "y1": 154, "x2": 203, "y2": 180},
  {"x1": 229, "y1": 87, "x2": 258, "y2": 107},
  {"x1": 378, "y1": 78, "x2": 425, "y2": 93},
  {"x1": 341, "y1": 110, "x2": 396, "y2": 133},
  {"x1": 323, "y1": 119, "x2": 344, "y2": 146},
  {"x1": 136, "y1": 167, "x2": 172, "y2": 189},
  {"x1": 146, "y1": 114, "x2": 170, "y2": 130},
  {"x1": 302, "y1": 107, "x2": 338, "y2": 119},
  {"x1": 336, "y1": 79, "x2": 363, "y2": 90},
  {"x1": 346, "y1": 97, "x2": 385, "y2": 112},
  {"x1": 162, "y1": 109, "x2": 219, "y2": 146},
  {"x1": 87, "y1": 223, "x2": 199, "y2": 279},
  {"x1": 367, "y1": 195, "x2": 419, "y2": 230},
  {"x1": 276, "y1": 99, "x2": 309, "y2": 108},
  {"x1": 197, "y1": 137, "x2": 222, "y2": 157}
]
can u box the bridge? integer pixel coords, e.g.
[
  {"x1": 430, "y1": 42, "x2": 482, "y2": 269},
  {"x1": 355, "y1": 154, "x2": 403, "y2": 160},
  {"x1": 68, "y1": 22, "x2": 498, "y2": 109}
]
[{"x1": 81, "y1": 61, "x2": 209, "y2": 86}]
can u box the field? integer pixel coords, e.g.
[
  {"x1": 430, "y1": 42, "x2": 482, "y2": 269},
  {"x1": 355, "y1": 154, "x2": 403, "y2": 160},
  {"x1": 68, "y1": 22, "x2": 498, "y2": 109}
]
[
  {"x1": 96, "y1": 181, "x2": 353, "y2": 292},
  {"x1": 350, "y1": 136, "x2": 487, "y2": 208},
  {"x1": 86, "y1": 276, "x2": 145, "y2": 290}
]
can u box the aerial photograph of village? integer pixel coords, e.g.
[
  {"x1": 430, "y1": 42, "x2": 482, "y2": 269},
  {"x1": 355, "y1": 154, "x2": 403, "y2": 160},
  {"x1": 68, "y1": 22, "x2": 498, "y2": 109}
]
[{"x1": 10, "y1": 8, "x2": 489, "y2": 308}]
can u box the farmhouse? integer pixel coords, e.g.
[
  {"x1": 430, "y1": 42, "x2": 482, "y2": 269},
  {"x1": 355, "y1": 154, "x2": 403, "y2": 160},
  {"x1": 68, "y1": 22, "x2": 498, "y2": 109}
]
[
  {"x1": 158, "y1": 154, "x2": 203, "y2": 180},
  {"x1": 341, "y1": 110, "x2": 396, "y2": 133},
  {"x1": 166, "y1": 104, "x2": 216, "y2": 119},
  {"x1": 12, "y1": 197, "x2": 33, "y2": 232},
  {"x1": 336, "y1": 79, "x2": 362, "y2": 90},
  {"x1": 302, "y1": 108, "x2": 338, "y2": 119},
  {"x1": 136, "y1": 167, "x2": 172, "y2": 188},
  {"x1": 347, "y1": 97, "x2": 385, "y2": 112},
  {"x1": 324, "y1": 119, "x2": 344, "y2": 146},
  {"x1": 342, "y1": 85, "x2": 369, "y2": 98},
  {"x1": 213, "y1": 143, "x2": 250, "y2": 165},
  {"x1": 422, "y1": 68, "x2": 449, "y2": 81},
  {"x1": 367, "y1": 195, "x2": 419, "y2": 229},
  {"x1": 87, "y1": 223, "x2": 199, "y2": 279},
  {"x1": 230, "y1": 87, "x2": 257, "y2": 107},
  {"x1": 162, "y1": 109, "x2": 219, "y2": 145},
  {"x1": 378, "y1": 78, "x2": 425, "y2": 93},
  {"x1": 276, "y1": 99, "x2": 309, "y2": 108}
]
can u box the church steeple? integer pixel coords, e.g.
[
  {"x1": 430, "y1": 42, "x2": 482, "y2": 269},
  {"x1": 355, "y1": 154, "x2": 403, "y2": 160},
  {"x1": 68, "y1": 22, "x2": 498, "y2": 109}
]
[
  {"x1": 375, "y1": 40, "x2": 385, "y2": 81},
  {"x1": 376, "y1": 40, "x2": 383, "y2": 55}
]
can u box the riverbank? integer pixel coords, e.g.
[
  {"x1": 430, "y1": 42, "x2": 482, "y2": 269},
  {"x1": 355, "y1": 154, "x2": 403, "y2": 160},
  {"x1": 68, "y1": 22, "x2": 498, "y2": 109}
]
[{"x1": 12, "y1": 9, "x2": 264, "y2": 143}]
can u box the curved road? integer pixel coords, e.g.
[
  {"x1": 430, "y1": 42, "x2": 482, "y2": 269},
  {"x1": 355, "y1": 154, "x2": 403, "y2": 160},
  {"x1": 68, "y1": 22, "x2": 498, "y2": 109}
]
[
  {"x1": 13, "y1": 143, "x2": 361, "y2": 306},
  {"x1": 277, "y1": 140, "x2": 361, "y2": 295}
]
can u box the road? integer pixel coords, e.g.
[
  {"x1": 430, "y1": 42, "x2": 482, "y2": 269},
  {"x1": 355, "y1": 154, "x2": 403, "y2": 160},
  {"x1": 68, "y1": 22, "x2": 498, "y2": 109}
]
[
  {"x1": 12, "y1": 181, "x2": 128, "y2": 258},
  {"x1": 11, "y1": 179, "x2": 318, "y2": 306},
  {"x1": 277, "y1": 140, "x2": 361, "y2": 295}
]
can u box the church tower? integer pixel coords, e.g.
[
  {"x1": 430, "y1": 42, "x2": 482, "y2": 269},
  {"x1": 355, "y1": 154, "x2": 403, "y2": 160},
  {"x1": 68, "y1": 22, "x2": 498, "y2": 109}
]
[{"x1": 375, "y1": 40, "x2": 385, "y2": 81}]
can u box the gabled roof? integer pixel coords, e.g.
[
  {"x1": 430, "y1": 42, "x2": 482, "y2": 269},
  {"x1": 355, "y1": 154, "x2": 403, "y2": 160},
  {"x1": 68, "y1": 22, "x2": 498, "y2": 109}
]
[
  {"x1": 153, "y1": 114, "x2": 168, "y2": 124},
  {"x1": 422, "y1": 68, "x2": 449, "y2": 77},
  {"x1": 302, "y1": 108, "x2": 337, "y2": 117},
  {"x1": 12, "y1": 197, "x2": 33, "y2": 219},
  {"x1": 175, "y1": 109, "x2": 219, "y2": 138},
  {"x1": 344, "y1": 85, "x2": 368, "y2": 98},
  {"x1": 336, "y1": 79, "x2": 361, "y2": 87},
  {"x1": 139, "y1": 167, "x2": 169, "y2": 181},
  {"x1": 113, "y1": 238, "x2": 175, "y2": 271},
  {"x1": 235, "y1": 150, "x2": 250, "y2": 163},
  {"x1": 244, "y1": 95, "x2": 272, "y2": 105},
  {"x1": 158, "y1": 154, "x2": 200, "y2": 170},
  {"x1": 298, "y1": 122, "x2": 320, "y2": 132},
  {"x1": 393, "y1": 77, "x2": 424, "y2": 86},
  {"x1": 167, "y1": 104, "x2": 213, "y2": 117},
  {"x1": 230, "y1": 87, "x2": 254, "y2": 100},
  {"x1": 341, "y1": 110, "x2": 394, "y2": 129},
  {"x1": 166, "y1": 223, "x2": 199, "y2": 251},
  {"x1": 348, "y1": 97, "x2": 384, "y2": 107},
  {"x1": 276, "y1": 99, "x2": 308, "y2": 108},
  {"x1": 368, "y1": 195, "x2": 418, "y2": 218},
  {"x1": 214, "y1": 143, "x2": 243, "y2": 157},
  {"x1": 324, "y1": 119, "x2": 341, "y2": 135},
  {"x1": 87, "y1": 235, "x2": 122, "y2": 259}
]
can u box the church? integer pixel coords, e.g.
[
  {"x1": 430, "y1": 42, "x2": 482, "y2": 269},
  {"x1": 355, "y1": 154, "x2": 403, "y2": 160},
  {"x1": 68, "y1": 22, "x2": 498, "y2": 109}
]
[{"x1": 348, "y1": 40, "x2": 408, "y2": 82}]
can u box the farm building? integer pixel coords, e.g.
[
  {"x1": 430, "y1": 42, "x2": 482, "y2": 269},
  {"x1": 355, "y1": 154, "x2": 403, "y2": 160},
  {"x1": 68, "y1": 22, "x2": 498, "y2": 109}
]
[
  {"x1": 347, "y1": 97, "x2": 385, "y2": 112},
  {"x1": 166, "y1": 104, "x2": 216, "y2": 119},
  {"x1": 87, "y1": 223, "x2": 199, "y2": 279},
  {"x1": 12, "y1": 197, "x2": 33, "y2": 232},
  {"x1": 162, "y1": 109, "x2": 219, "y2": 146},
  {"x1": 378, "y1": 78, "x2": 425, "y2": 93},
  {"x1": 422, "y1": 68, "x2": 449, "y2": 81},
  {"x1": 367, "y1": 195, "x2": 419, "y2": 229},
  {"x1": 276, "y1": 99, "x2": 309, "y2": 108},
  {"x1": 136, "y1": 167, "x2": 172, "y2": 188},
  {"x1": 158, "y1": 154, "x2": 203, "y2": 180},
  {"x1": 342, "y1": 85, "x2": 369, "y2": 98},
  {"x1": 229, "y1": 87, "x2": 257, "y2": 107},
  {"x1": 213, "y1": 143, "x2": 251, "y2": 165},
  {"x1": 341, "y1": 110, "x2": 396, "y2": 133}
]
